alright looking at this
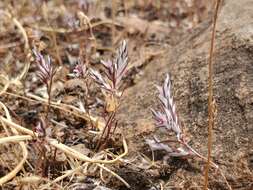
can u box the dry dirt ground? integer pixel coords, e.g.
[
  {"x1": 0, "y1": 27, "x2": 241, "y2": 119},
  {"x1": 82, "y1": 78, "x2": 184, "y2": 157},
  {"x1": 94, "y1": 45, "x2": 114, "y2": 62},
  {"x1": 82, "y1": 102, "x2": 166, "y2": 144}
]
[
  {"x1": 118, "y1": 0, "x2": 253, "y2": 189},
  {"x1": 0, "y1": 0, "x2": 252, "y2": 190}
]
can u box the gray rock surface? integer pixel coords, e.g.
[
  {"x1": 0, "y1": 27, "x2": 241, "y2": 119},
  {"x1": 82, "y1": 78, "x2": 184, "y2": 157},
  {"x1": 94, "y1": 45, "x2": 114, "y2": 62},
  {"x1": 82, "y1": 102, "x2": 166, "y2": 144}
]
[{"x1": 119, "y1": 0, "x2": 253, "y2": 188}]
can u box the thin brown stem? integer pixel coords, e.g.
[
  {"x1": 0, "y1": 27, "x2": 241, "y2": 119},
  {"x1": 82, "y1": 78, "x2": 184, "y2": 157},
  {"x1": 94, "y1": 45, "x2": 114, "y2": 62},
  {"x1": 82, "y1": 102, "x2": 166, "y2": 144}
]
[
  {"x1": 184, "y1": 143, "x2": 218, "y2": 169},
  {"x1": 96, "y1": 111, "x2": 116, "y2": 151},
  {"x1": 46, "y1": 75, "x2": 53, "y2": 119},
  {"x1": 204, "y1": 0, "x2": 221, "y2": 189}
]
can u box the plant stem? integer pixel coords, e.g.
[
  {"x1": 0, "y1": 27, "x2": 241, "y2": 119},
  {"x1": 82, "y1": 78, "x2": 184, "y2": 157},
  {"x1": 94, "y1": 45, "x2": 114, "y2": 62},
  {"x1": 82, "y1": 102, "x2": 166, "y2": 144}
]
[
  {"x1": 96, "y1": 112, "x2": 116, "y2": 151},
  {"x1": 204, "y1": 0, "x2": 221, "y2": 189},
  {"x1": 185, "y1": 142, "x2": 232, "y2": 190},
  {"x1": 184, "y1": 143, "x2": 218, "y2": 169},
  {"x1": 46, "y1": 79, "x2": 52, "y2": 119}
]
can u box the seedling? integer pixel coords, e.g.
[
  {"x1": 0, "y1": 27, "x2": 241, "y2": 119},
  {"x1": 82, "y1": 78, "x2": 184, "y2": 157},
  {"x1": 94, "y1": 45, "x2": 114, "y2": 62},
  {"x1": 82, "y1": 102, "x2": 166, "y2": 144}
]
[
  {"x1": 147, "y1": 74, "x2": 219, "y2": 168},
  {"x1": 33, "y1": 49, "x2": 56, "y2": 118},
  {"x1": 32, "y1": 117, "x2": 50, "y2": 176},
  {"x1": 32, "y1": 50, "x2": 57, "y2": 175},
  {"x1": 90, "y1": 40, "x2": 128, "y2": 94},
  {"x1": 89, "y1": 40, "x2": 129, "y2": 149}
]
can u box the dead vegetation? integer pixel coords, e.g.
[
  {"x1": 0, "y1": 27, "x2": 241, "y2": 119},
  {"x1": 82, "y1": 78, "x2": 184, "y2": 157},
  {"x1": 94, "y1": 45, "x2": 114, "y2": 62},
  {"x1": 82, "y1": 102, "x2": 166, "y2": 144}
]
[{"x1": 0, "y1": 0, "x2": 252, "y2": 190}]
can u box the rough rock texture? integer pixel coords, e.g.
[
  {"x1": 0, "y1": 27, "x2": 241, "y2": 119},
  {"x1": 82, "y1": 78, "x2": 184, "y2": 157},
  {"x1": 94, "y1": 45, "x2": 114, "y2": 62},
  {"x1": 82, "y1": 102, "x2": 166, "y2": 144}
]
[{"x1": 118, "y1": 0, "x2": 253, "y2": 189}]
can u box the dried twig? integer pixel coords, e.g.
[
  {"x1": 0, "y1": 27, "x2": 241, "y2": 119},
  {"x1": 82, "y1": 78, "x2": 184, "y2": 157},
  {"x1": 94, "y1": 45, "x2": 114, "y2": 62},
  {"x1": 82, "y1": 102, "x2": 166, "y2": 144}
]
[
  {"x1": 3, "y1": 91, "x2": 105, "y2": 130},
  {"x1": 0, "y1": 10, "x2": 31, "y2": 81},
  {"x1": 0, "y1": 135, "x2": 32, "y2": 144},
  {"x1": 0, "y1": 102, "x2": 28, "y2": 185},
  {"x1": 204, "y1": 0, "x2": 222, "y2": 189},
  {"x1": 0, "y1": 111, "x2": 128, "y2": 187},
  {"x1": 0, "y1": 116, "x2": 128, "y2": 165}
]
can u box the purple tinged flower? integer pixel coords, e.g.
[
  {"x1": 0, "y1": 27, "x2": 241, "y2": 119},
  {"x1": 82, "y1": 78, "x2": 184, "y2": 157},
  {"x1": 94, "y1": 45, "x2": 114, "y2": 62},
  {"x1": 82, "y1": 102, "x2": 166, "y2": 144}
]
[
  {"x1": 33, "y1": 49, "x2": 55, "y2": 85},
  {"x1": 34, "y1": 118, "x2": 46, "y2": 137},
  {"x1": 152, "y1": 74, "x2": 181, "y2": 139},
  {"x1": 89, "y1": 69, "x2": 112, "y2": 91},
  {"x1": 113, "y1": 40, "x2": 128, "y2": 89},
  {"x1": 147, "y1": 74, "x2": 215, "y2": 162},
  {"x1": 90, "y1": 40, "x2": 129, "y2": 93},
  {"x1": 73, "y1": 59, "x2": 87, "y2": 78}
]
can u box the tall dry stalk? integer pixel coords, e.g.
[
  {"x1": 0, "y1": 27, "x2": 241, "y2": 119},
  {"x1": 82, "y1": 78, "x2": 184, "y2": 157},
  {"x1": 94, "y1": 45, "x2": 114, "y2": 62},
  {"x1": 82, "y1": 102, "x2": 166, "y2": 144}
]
[{"x1": 204, "y1": 0, "x2": 221, "y2": 189}]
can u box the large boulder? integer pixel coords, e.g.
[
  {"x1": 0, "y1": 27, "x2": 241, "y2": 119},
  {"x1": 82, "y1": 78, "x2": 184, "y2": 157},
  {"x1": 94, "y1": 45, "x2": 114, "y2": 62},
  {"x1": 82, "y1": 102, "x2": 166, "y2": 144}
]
[{"x1": 119, "y1": 0, "x2": 253, "y2": 189}]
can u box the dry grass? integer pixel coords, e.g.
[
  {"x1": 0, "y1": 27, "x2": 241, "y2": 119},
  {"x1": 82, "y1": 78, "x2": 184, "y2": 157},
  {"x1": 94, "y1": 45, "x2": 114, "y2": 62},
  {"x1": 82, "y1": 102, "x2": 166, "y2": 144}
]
[
  {"x1": 0, "y1": 1, "x2": 224, "y2": 189},
  {"x1": 204, "y1": 0, "x2": 221, "y2": 189}
]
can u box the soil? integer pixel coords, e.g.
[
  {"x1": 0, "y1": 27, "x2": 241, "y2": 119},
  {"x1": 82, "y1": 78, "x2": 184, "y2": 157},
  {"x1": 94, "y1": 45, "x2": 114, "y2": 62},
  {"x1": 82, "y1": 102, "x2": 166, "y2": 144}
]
[
  {"x1": 0, "y1": 0, "x2": 252, "y2": 190},
  {"x1": 117, "y1": 0, "x2": 253, "y2": 189}
]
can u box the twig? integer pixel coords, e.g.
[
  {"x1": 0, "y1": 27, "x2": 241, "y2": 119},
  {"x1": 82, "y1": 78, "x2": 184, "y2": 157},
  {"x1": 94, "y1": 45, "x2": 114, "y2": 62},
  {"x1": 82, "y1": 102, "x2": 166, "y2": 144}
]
[
  {"x1": 2, "y1": 91, "x2": 105, "y2": 130},
  {"x1": 27, "y1": 93, "x2": 105, "y2": 130},
  {"x1": 0, "y1": 142, "x2": 27, "y2": 185},
  {"x1": 204, "y1": 0, "x2": 221, "y2": 189},
  {"x1": 0, "y1": 10, "x2": 31, "y2": 81},
  {"x1": 1, "y1": 10, "x2": 29, "y2": 51},
  {"x1": 0, "y1": 102, "x2": 28, "y2": 185},
  {"x1": 0, "y1": 11, "x2": 31, "y2": 95},
  {"x1": 97, "y1": 163, "x2": 130, "y2": 188},
  {"x1": 30, "y1": 19, "x2": 122, "y2": 34},
  {"x1": 0, "y1": 116, "x2": 128, "y2": 165},
  {"x1": 0, "y1": 135, "x2": 33, "y2": 144},
  {"x1": 0, "y1": 107, "x2": 128, "y2": 187}
]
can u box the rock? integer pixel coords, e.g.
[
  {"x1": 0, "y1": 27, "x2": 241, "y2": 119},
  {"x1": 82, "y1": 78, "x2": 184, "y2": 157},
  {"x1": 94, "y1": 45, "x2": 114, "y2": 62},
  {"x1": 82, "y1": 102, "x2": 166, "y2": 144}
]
[{"x1": 118, "y1": 0, "x2": 253, "y2": 188}]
